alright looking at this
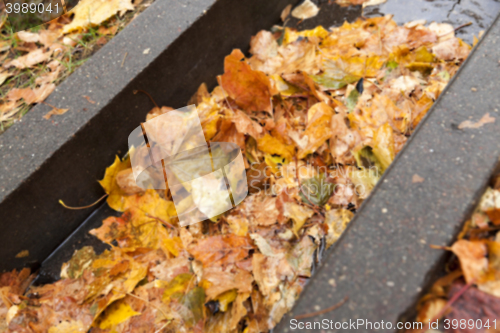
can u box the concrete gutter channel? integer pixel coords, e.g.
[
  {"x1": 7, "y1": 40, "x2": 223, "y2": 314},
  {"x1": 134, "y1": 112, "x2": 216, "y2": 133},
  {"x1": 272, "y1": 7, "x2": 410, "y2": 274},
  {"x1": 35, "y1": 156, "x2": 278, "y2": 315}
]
[{"x1": 0, "y1": 0, "x2": 499, "y2": 331}]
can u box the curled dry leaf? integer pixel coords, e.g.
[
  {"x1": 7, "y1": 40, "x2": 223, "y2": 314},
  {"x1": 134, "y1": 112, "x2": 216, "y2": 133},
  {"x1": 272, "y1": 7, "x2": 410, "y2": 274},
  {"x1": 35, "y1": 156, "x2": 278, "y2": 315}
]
[{"x1": 291, "y1": 0, "x2": 319, "y2": 20}]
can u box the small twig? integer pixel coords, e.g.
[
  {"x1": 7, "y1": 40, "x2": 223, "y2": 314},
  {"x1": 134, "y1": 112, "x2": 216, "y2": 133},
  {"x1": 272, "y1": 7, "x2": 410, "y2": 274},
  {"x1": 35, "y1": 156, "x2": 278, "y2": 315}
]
[
  {"x1": 133, "y1": 89, "x2": 159, "y2": 108},
  {"x1": 59, "y1": 194, "x2": 108, "y2": 210},
  {"x1": 294, "y1": 296, "x2": 348, "y2": 320},
  {"x1": 454, "y1": 21, "x2": 472, "y2": 32},
  {"x1": 121, "y1": 52, "x2": 128, "y2": 67},
  {"x1": 438, "y1": 22, "x2": 472, "y2": 38}
]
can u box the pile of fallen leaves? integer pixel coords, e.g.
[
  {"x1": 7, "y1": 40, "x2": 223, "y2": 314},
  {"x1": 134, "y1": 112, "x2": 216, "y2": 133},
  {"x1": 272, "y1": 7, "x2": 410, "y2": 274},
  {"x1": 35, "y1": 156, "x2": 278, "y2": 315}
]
[
  {"x1": 410, "y1": 176, "x2": 500, "y2": 332},
  {"x1": 0, "y1": 14, "x2": 472, "y2": 333},
  {"x1": 0, "y1": 0, "x2": 153, "y2": 131}
]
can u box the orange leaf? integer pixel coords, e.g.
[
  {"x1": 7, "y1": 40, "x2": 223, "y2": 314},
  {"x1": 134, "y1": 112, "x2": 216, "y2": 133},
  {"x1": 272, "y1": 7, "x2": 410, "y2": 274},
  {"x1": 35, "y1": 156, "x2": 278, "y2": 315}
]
[
  {"x1": 189, "y1": 234, "x2": 253, "y2": 267},
  {"x1": 218, "y1": 49, "x2": 274, "y2": 114},
  {"x1": 451, "y1": 239, "x2": 488, "y2": 283}
]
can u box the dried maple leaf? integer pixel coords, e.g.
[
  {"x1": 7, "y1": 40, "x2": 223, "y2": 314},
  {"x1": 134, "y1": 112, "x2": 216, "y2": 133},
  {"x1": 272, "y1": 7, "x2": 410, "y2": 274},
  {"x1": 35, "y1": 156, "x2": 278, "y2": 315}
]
[
  {"x1": 218, "y1": 49, "x2": 274, "y2": 114},
  {"x1": 189, "y1": 234, "x2": 253, "y2": 267}
]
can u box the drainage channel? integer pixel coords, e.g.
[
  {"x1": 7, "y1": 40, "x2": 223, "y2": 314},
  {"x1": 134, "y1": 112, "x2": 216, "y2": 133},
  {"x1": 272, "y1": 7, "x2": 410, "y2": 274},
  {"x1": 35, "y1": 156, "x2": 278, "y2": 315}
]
[{"x1": 0, "y1": 0, "x2": 500, "y2": 332}]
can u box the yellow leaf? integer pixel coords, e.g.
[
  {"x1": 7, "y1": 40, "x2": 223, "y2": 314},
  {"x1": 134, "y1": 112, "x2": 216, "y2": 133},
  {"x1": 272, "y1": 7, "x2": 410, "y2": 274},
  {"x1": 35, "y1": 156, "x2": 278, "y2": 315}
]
[
  {"x1": 215, "y1": 289, "x2": 237, "y2": 312},
  {"x1": 162, "y1": 237, "x2": 183, "y2": 257},
  {"x1": 98, "y1": 302, "x2": 141, "y2": 330},
  {"x1": 264, "y1": 154, "x2": 289, "y2": 175},
  {"x1": 63, "y1": 0, "x2": 135, "y2": 34},
  {"x1": 371, "y1": 123, "x2": 395, "y2": 172},
  {"x1": 257, "y1": 133, "x2": 295, "y2": 160},
  {"x1": 283, "y1": 202, "x2": 314, "y2": 236},
  {"x1": 283, "y1": 26, "x2": 329, "y2": 45},
  {"x1": 297, "y1": 102, "x2": 334, "y2": 159},
  {"x1": 325, "y1": 209, "x2": 353, "y2": 247},
  {"x1": 162, "y1": 273, "x2": 195, "y2": 303},
  {"x1": 99, "y1": 155, "x2": 131, "y2": 211}
]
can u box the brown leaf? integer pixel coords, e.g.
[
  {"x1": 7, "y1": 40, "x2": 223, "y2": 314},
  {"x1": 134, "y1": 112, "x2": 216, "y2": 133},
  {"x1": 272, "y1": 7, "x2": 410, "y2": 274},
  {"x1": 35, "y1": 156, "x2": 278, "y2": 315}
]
[
  {"x1": 232, "y1": 109, "x2": 263, "y2": 139},
  {"x1": 218, "y1": 49, "x2": 274, "y2": 114},
  {"x1": 5, "y1": 48, "x2": 54, "y2": 69},
  {"x1": 212, "y1": 118, "x2": 245, "y2": 151},
  {"x1": 0, "y1": 71, "x2": 12, "y2": 87},
  {"x1": 446, "y1": 281, "x2": 500, "y2": 333},
  {"x1": 43, "y1": 105, "x2": 69, "y2": 119},
  {"x1": 281, "y1": 4, "x2": 292, "y2": 22},
  {"x1": 202, "y1": 267, "x2": 253, "y2": 299},
  {"x1": 412, "y1": 174, "x2": 425, "y2": 183},
  {"x1": 458, "y1": 113, "x2": 495, "y2": 129},
  {"x1": 7, "y1": 84, "x2": 55, "y2": 105},
  {"x1": 83, "y1": 95, "x2": 96, "y2": 104},
  {"x1": 189, "y1": 234, "x2": 253, "y2": 267},
  {"x1": 297, "y1": 102, "x2": 334, "y2": 159},
  {"x1": 451, "y1": 239, "x2": 488, "y2": 283}
]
